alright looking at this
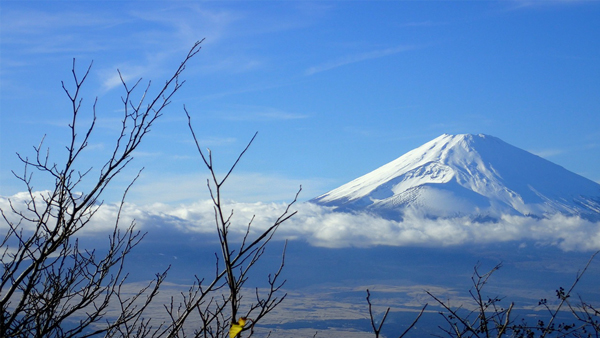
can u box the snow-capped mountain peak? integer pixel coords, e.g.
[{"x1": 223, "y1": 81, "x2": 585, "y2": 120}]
[{"x1": 312, "y1": 134, "x2": 600, "y2": 220}]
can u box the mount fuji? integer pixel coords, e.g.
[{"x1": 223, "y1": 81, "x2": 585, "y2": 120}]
[{"x1": 311, "y1": 134, "x2": 600, "y2": 221}]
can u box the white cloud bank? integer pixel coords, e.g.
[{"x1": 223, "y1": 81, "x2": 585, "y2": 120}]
[{"x1": 2, "y1": 191, "x2": 600, "y2": 252}]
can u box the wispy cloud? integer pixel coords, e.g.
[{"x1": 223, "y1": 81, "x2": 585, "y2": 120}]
[
  {"x1": 2, "y1": 3, "x2": 252, "y2": 91},
  {"x1": 305, "y1": 45, "x2": 418, "y2": 76},
  {"x1": 0, "y1": 7, "x2": 122, "y2": 56},
  {"x1": 503, "y1": 0, "x2": 589, "y2": 11},
  {"x1": 530, "y1": 148, "x2": 565, "y2": 158},
  {"x1": 2, "y1": 9, "x2": 120, "y2": 34},
  {"x1": 99, "y1": 61, "x2": 163, "y2": 92},
  {"x1": 216, "y1": 105, "x2": 309, "y2": 121},
  {"x1": 198, "y1": 56, "x2": 264, "y2": 75},
  {"x1": 399, "y1": 20, "x2": 445, "y2": 28},
  {"x1": 195, "y1": 136, "x2": 238, "y2": 147}
]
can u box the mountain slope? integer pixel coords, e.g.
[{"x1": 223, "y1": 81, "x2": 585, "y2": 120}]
[{"x1": 311, "y1": 134, "x2": 600, "y2": 221}]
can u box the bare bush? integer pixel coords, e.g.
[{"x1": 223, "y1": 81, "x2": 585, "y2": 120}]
[
  {"x1": 366, "y1": 289, "x2": 427, "y2": 338},
  {"x1": 427, "y1": 251, "x2": 600, "y2": 338}
]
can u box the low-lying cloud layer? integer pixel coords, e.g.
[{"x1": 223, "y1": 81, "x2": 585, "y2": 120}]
[{"x1": 2, "y1": 191, "x2": 600, "y2": 251}]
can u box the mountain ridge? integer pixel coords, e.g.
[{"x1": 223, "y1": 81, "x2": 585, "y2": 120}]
[{"x1": 311, "y1": 134, "x2": 600, "y2": 221}]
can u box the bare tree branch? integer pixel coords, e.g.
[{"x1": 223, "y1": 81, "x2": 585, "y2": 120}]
[
  {"x1": 0, "y1": 40, "x2": 204, "y2": 338},
  {"x1": 181, "y1": 110, "x2": 300, "y2": 338}
]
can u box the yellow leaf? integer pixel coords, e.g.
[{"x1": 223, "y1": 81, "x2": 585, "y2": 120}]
[
  {"x1": 229, "y1": 318, "x2": 246, "y2": 338},
  {"x1": 229, "y1": 324, "x2": 243, "y2": 338}
]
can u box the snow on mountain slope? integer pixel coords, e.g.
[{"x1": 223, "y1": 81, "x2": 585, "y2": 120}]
[{"x1": 311, "y1": 134, "x2": 600, "y2": 221}]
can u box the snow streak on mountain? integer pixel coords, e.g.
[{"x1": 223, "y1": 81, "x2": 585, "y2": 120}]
[{"x1": 312, "y1": 134, "x2": 600, "y2": 221}]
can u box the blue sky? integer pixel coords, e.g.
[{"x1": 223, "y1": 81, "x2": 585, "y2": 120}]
[{"x1": 1, "y1": 0, "x2": 600, "y2": 206}]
